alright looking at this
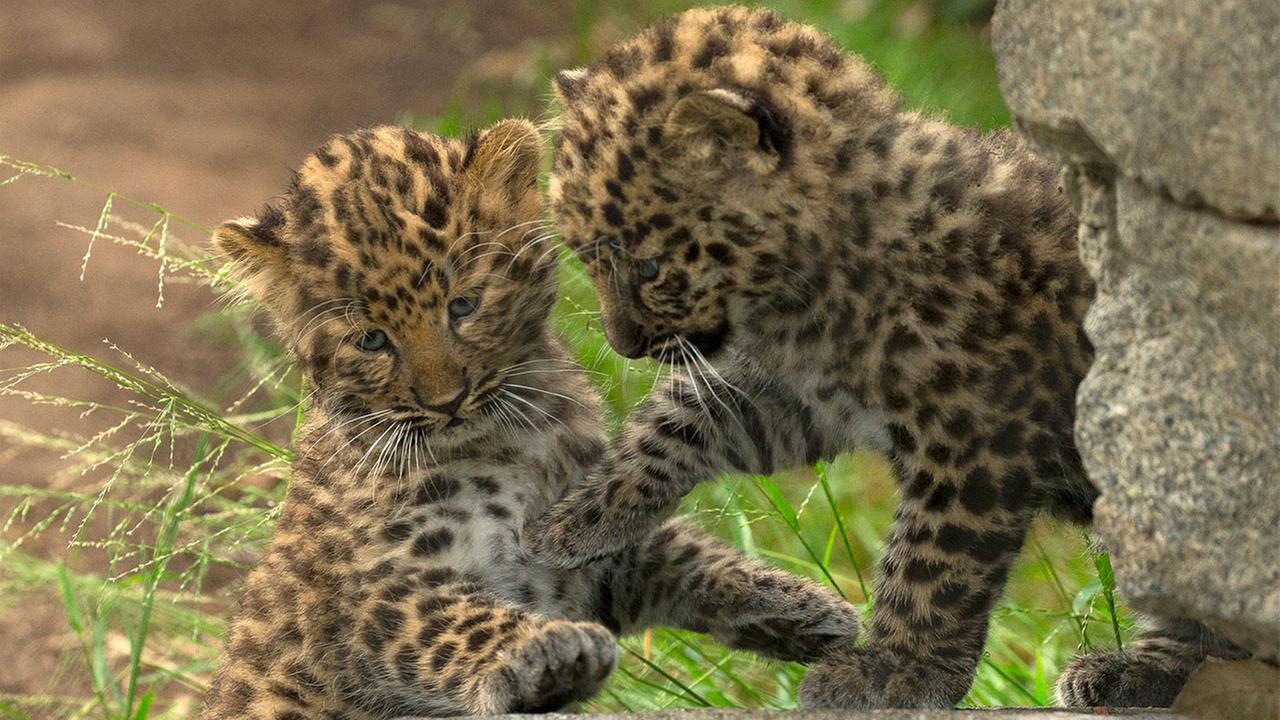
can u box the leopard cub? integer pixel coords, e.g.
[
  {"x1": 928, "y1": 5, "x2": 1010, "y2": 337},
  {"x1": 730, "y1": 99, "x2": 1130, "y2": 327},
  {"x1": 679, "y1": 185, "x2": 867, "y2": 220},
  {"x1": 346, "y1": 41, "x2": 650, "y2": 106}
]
[
  {"x1": 198, "y1": 122, "x2": 859, "y2": 719},
  {"x1": 531, "y1": 5, "x2": 1250, "y2": 710}
]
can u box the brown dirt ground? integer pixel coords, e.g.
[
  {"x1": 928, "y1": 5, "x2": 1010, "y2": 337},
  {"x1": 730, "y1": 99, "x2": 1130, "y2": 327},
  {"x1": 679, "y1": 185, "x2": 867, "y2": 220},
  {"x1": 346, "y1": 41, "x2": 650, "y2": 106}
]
[{"x1": 0, "y1": 0, "x2": 575, "y2": 703}]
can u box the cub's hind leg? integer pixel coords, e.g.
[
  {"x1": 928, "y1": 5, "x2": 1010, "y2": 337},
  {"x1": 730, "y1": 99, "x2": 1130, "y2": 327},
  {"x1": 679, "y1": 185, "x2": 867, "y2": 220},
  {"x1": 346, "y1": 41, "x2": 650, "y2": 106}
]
[
  {"x1": 1056, "y1": 616, "x2": 1250, "y2": 708},
  {"x1": 597, "y1": 518, "x2": 860, "y2": 664}
]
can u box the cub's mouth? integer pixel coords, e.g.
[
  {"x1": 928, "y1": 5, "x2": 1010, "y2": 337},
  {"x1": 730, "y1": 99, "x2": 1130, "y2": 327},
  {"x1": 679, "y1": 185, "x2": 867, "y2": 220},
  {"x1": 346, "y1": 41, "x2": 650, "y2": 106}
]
[{"x1": 645, "y1": 322, "x2": 731, "y2": 364}]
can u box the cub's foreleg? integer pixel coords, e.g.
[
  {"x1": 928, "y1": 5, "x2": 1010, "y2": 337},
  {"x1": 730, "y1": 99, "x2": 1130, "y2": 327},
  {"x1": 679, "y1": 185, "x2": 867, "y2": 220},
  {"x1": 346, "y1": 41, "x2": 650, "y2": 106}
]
[
  {"x1": 530, "y1": 365, "x2": 824, "y2": 568},
  {"x1": 596, "y1": 518, "x2": 860, "y2": 664}
]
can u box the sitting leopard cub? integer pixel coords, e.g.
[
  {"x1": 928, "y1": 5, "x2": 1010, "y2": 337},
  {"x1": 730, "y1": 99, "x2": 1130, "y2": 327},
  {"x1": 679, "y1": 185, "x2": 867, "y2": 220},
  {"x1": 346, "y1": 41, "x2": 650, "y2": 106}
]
[
  {"x1": 529, "y1": 5, "x2": 1249, "y2": 710},
  {"x1": 198, "y1": 122, "x2": 859, "y2": 719}
]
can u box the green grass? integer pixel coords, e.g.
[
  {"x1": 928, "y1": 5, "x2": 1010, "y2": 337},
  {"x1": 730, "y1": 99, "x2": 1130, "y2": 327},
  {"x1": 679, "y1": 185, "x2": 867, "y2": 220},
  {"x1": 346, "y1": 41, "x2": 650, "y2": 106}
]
[{"x1": 0, "y1": 3, "x2": 1128, "y2": 718}]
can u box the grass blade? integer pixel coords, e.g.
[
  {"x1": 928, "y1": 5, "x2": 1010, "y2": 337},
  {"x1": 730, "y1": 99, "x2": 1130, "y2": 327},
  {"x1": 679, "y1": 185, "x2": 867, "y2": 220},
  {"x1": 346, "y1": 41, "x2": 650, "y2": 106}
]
[
  {"x1": 754, "y1": 475, "x2": 846, "y2": 600},
  {"x1": 816, "y1": 461, "x2": 868, "y2": 600}
]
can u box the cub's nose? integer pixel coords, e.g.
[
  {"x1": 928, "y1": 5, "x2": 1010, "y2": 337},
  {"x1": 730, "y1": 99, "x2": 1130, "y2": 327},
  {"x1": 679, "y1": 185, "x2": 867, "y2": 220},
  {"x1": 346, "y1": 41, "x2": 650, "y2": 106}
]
[
  {"x1": 602, "y1": 312, "x2": 647, "y2": 359},
  {"x1": 420, "y1": 377, "x2": 471, "y2": 416}
]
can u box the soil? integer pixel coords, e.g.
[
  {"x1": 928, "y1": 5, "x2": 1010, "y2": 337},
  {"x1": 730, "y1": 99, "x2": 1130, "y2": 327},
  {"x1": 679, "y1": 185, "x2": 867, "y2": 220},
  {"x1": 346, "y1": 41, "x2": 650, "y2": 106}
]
[{"x1": 0, "y1": 0, "x2": 573, "y2": 702}]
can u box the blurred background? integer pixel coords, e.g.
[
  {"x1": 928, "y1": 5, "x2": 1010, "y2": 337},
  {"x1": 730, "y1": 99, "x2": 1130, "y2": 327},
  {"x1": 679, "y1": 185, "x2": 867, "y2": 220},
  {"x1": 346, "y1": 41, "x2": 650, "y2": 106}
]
[{"x1": 2, "y1": 2, "x2": 1133, "y2": 718}]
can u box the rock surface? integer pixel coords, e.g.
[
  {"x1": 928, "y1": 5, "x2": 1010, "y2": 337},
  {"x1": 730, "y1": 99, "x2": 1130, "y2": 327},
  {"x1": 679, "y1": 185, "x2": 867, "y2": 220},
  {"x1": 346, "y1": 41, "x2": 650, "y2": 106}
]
[
  {"x1": 993, "y1": 0, "x2": 1280, "y2": 661},
  {"x1": 993, "y1": 1, "x2": 1279, "y2": 220},
  {"x1": 410, "y1": 710, "x2": 1178, "y2": 720},
  {"x1": 1172, "y1": 659, "x2": 1280, "y2": 720}
]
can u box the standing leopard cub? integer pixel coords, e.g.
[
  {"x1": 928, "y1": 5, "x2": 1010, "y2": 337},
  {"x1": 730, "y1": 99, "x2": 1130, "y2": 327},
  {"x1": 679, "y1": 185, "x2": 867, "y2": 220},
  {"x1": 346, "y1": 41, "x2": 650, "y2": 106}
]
[
  {"x1": 198, "y1": 122, "x2": 859, "y2": 719},
  {"x1": 530, "y1": 5, "x2": 1249, "y2": 709}
]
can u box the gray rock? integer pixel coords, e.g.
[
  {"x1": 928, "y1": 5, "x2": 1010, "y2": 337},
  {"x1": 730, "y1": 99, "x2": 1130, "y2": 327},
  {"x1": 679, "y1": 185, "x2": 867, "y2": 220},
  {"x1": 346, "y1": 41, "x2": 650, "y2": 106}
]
[
  {"x1": 993, "y1": 0, "x2": 1280, "y2": 220},
  {"x1": 1071, "y1": 171, "x2": 1280, "y2": 658},
  {"x1": 993, "y1": 0, "x2": 1280, "y2": 661},
  {"x1": 1172, "y1": 658, "x2": 1280, "y2": 719}
]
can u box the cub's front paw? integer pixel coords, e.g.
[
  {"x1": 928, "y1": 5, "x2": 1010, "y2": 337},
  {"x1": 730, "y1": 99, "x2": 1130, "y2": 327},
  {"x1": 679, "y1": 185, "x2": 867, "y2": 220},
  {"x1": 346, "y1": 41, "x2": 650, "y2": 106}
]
[
  {"x1": 724, "y1": 574, "x2": 860, "y2": 663},
  {"x1": 799, "y1": 646, "x2": 971, "y2": 709},
  {"x1": 524, "y1": 506, "x2": 618, "y2": 569},
  {"x1": 481, "y1": 620, "x2": 618, "y2": 713},
  {"x1": 1056, "y1": 651, "x2": 1190, "y2": 708}
]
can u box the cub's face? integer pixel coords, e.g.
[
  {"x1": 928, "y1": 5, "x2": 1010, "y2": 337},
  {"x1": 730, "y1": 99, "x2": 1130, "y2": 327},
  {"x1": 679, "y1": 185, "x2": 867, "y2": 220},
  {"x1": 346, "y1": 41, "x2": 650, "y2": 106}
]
[
  {"x1": 552, "y1": 160, "x2": 748, "y2": 361},
  {"x1": 548, "y1": 6, "x2": 895, "y2": 364},
  {"x1": 551, "y1": 82, "x2": 798, "y2": 363},
  {"x1": 214, "y1": 122, "x2": 555, "y2": 432}
]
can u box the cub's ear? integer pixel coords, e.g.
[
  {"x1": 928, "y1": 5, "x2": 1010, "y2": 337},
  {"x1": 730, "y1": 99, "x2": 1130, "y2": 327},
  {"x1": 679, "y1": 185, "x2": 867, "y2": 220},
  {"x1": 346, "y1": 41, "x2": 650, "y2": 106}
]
[
  {"x1": 212, "y1": 208, "x2": 288, "y2": 290},
  {"x1": 466, "y1": 119, "x2": 542, "y2": 201},
  {"x1": 662, "y1": 88, "x2": 790, "y2": 176},
  {"x1": 552, "y1": 67, "x2": 589, "y2": 106}
]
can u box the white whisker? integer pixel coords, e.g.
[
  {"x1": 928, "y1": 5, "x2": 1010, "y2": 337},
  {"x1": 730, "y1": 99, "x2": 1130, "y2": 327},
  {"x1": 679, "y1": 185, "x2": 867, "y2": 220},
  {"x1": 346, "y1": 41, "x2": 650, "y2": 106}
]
[{"x1": 503, "y1": 383, "x2": 587, "y2": 410}]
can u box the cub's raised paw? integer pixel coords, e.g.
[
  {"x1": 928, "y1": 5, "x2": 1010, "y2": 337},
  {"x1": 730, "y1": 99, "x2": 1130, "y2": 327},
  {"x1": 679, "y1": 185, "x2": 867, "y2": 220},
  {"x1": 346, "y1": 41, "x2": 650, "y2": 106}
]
[
  {"x1": 1056, "y1": 650, "x2": 1190, "y2": 708},
  {"x1": 724, "y1": 574, "x2": 860, "y2": 663},
  {"x1": 799, "y1": 646, "x2": 971, "y2": 709},
  {"x1": 524, "y1": 504, "x2": 619, "y2": 569},
  {"x1": 479, "y1": 620, "x2": 617, "y2": 713}
]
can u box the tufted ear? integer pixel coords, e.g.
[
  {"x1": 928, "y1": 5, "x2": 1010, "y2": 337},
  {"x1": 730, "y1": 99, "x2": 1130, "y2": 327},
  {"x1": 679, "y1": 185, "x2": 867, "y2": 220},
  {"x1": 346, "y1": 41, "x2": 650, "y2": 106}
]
[
  {"x1": 466, "y1": 119, "x2": 542, "y2": 202},
  {"x1": 212, "y1": 208, "x2": 288, "y2": 296},
  {"x1": 552, "y1": 67, "x2": 589, "y2": 105},
  {"x1": 662, "y1": 88, "x2": 790, "y2": 176}
]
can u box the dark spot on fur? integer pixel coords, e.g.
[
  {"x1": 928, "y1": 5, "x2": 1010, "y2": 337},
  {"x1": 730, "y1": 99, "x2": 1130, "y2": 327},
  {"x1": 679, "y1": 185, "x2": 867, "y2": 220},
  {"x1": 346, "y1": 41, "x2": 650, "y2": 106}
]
[
  {"x1": 412, "y1": 528, "x2": 454, "y2": 557},
  {"x1": 925, "y1": 482, "x2": 956, "y2": 512},
  {"x1": 705, "y1": 242, "x2": 734, "y2": 265},
  {"x1": 692, "y1": 34, "x2": 730, "y2": 69},
  {"x1": 885, "y1": 325, "x2": 922, "y2": 354},
  {"x1": 422, "y1": 197, "x2": 448, "y2": 229},
  {"x1": 931, "y1": 580, "x2": 967, "y2": 607},
  {"x1": 415, "y1": 477, "x2": 462, "y2": 505},
  {"x1": 431, "y1": 640, "x2": 456, "y2": 672},
  {"x1": 297, "y1": 237, "x2": 332, "y2": 267},
  {"x1": 960, "y1": 467, "x2": 998, "y2": 514},
  {"x1": 395, "y1": 645, "x2": 420, "y2": 683},
  {"x1": 930, "y1": 362, "x2": 961, "y2": 394},
  {"x1": 888, "y1": 423, "x2": 916, "y2": 454},
  {"x1": 904, "y1": 558, "x2": 946, "y2": 582},
  {"x1": 926, "y1": 443, "x2": 952, "y2": 465},
  {"x1": 989, "y1": 421, "x2": 1025, "y2": 456},
  {"x1": 906, "y1": 471, "x2": 933, "y2": 499},
  {"x1": 936, "y1": 524, "x2": 978, "y2": 553},
  {"x1": 1000, "y1": 467, "x2": 1033, "y2": 510},
  {"x1": 629, "y1": 84, "x2": 663, "y2": 114},
  {"x1": 603, "y1": 202, "x2": 624, "y2": 227}
]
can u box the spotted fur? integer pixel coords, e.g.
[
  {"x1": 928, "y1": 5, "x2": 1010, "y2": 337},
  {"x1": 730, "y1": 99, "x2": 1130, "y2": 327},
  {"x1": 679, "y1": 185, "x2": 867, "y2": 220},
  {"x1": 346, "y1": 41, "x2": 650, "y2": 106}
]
[
  {"x1": 198, "y1": 122, "x2": 860, "y2": 719},
  {"x1": 529, "y1": 6, "x2": 1247, "y2": 709}
]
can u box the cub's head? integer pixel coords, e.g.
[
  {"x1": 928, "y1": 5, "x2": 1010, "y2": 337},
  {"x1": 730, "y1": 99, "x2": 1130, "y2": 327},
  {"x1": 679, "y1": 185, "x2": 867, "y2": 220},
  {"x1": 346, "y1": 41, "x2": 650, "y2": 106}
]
[
  {"x1": 549, "y1": 6, "x2": 894, "y2": 361},
  {"x1": 215, "y1": 121, "x2": 555, "y2": 431}
]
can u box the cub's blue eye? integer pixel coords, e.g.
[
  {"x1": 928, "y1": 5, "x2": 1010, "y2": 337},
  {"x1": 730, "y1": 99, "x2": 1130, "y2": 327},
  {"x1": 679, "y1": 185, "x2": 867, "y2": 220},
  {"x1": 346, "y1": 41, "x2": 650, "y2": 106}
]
[
  {"x1": 356, "y1": 329, "x2": 389, "y2": 352},
  {"x1": 448, "y1": 296, "x2": 479, "y2": 320},
  {"x1": 636, "y1": 257, "x2": 660, "y2": 280}
]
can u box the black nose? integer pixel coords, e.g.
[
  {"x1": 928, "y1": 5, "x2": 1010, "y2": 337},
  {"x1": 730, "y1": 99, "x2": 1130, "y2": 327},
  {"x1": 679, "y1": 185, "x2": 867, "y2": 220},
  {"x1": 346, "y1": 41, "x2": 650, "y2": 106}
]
[
  {"x1": 422, "y1": 377, "x2": 471, "y2": 416},
  {"x1": 602, "y1": 313, "x2": 647, "y2": 359}
]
